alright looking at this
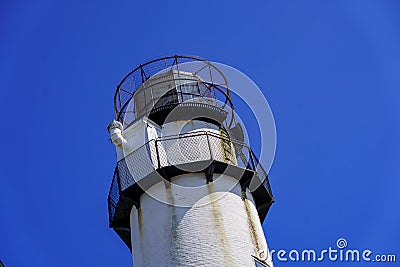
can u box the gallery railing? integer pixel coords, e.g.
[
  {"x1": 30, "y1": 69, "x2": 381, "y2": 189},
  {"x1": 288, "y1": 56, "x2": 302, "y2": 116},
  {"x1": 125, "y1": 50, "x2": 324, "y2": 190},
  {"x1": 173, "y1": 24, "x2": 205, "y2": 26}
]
[{"x1": 107, "y1": 131, "x2": 273, "y2": 226}]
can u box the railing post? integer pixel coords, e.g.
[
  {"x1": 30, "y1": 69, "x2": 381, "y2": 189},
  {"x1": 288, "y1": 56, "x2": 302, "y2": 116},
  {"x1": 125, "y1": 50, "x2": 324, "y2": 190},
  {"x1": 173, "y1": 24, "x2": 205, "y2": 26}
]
[
  {"x1": 154, "y1": 139, "x2": 161, "y2": 169},
  {"x1": 248, "y1": 148, "x2": 257, "y2": 171},
  {"x1": 205, "y1": 131, "x2": 213, "y2": 160}
]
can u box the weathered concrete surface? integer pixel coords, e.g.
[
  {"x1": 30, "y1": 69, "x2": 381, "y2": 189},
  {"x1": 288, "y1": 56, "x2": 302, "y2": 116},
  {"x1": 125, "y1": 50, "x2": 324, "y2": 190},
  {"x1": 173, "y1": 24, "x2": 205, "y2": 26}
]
[{"x1": 130, "y1": 174, "x2": 273, "y2": 267}]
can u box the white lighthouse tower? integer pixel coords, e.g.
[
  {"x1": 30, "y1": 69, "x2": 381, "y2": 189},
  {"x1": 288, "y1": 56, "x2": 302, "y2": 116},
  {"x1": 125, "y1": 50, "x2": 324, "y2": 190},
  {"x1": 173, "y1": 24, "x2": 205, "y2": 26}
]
[{"x1": 107, "y1": 56, "x2": 275, "y2": 267}]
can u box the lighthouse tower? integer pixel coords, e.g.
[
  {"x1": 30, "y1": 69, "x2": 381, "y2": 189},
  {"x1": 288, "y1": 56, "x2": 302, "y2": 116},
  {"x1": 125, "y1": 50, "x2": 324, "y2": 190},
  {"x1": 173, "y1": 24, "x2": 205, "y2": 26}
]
[{"x1": 107, "y1": 56, "x2": 274, "y2": 267}]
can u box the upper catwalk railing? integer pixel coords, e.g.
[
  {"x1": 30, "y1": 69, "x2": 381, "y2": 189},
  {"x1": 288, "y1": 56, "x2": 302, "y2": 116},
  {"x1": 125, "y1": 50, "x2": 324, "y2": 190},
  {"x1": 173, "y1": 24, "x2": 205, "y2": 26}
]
[{"x1": 114, "y1": 55, "x2": 236, "y2": 128}]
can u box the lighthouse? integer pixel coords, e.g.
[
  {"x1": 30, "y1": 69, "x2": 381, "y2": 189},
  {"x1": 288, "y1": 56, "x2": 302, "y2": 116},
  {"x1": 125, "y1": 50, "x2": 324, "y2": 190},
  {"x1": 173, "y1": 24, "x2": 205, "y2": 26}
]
[{"x1": 107, "y1": 56, "x2": 275, "y2": 267}]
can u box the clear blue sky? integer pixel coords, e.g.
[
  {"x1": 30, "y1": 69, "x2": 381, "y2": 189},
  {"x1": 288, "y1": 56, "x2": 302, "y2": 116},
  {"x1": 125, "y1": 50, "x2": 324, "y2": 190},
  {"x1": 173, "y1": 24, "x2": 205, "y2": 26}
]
[{"x1": 1, "y1": 1, "x2": 399, "y2": 266}]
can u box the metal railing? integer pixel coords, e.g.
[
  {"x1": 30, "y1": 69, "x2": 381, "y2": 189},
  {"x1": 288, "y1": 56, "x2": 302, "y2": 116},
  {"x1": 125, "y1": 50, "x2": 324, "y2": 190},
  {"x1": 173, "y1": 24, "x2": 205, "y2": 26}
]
[
  {"x1": 107, "y1": 131, "x2": 273, "y2": 225},
  {"x1": 114, "y1": 55, "x2": 236, "y2": 128}
]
